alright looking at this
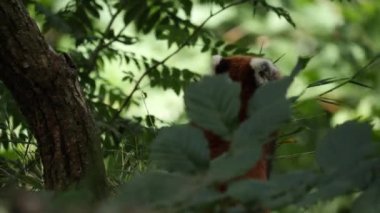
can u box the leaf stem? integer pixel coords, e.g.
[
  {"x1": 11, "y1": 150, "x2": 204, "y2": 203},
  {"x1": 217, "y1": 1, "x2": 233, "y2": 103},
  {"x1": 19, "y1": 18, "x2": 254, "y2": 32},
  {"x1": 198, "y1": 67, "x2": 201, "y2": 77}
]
[
  {"x1": 318, "y1": 54, "x2": 380, "y2": 97},
  {"x1": 85, "y1": 8, "x2": 123, "y2": 73}
]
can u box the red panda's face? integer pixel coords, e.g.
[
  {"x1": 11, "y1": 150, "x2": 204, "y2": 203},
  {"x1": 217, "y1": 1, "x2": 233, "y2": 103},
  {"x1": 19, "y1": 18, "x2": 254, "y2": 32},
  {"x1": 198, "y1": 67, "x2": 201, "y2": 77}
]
[
  {"x1": 212, "y1": 55, "x2": 281, "y2": 87},
  {"x1": 212, "y1": 55, "x2": 281, "y2": 121}
]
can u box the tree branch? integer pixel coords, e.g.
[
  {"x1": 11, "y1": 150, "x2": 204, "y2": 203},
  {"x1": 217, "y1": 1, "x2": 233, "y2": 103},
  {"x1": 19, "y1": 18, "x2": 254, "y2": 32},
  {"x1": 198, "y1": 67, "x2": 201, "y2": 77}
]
[{"x1": 113, "y1": 0, "x2": 249, "y2": 119}]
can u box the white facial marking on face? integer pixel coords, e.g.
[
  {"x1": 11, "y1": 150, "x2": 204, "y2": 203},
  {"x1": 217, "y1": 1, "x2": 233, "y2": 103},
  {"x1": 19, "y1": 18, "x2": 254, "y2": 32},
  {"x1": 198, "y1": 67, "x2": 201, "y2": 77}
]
[
  {"x1": 249, "y1": 58, "x2": 278, "y2": 85},
  {"x1": 212, "y1": 55, "x2": 222, "y2": 71}
]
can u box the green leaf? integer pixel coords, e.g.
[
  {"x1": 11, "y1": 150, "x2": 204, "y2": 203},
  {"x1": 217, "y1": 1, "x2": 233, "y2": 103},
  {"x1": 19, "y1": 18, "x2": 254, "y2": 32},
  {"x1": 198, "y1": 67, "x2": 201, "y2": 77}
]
[
  {"x1": 263, "y1": 171, "x2": 316, "y2": 208},
  {"x1": 145, "y1": 115, "x2": 156, "y2": 127},
  {"x1": 248, "y1": 77, "x2": 292, "y2": 113},
  {"x1": 290, "y1": 57, "x2": 311, "y2": 78},
  {"x1": 20, "y1": 175, "x2": 43, "y2": 189},
  {"x1": 227, "y1": 171, "x2": 316, "y2": 208},
  {"x1": 255, "y1": 1, "x2": 296, "y2": 27},
  {"x1": 123, "y1": 1, "x2": 147, "y2": 26},
  {"x1": 180, "y1": 0, "x2": 193, "y2": 17},
  {"x1": 0, "y1": 122, "x2": 6, "y2": 130},
  {"x1": 135, "y1": 6, "x2": 150, "y2": 31},
  {"x1": 298, "y1": 160, "x2": 375, "y2": 207},
  {"x1": 52, "y1": 189, "x2": 93, "y2": 207},
  {"x1": 184, "y1": 74, "x2": 241, "y2": 139},
  {"x1": 143, "y1": 10, "x2": 161, "y2": 33},
  {"x1": 316, "y1": 121, "x2": 372, "y2": 172},
  {"x1": 184, "y1": 187, "x2": 224, "y2": 209},
  {"x1": 234, "y1": 79, "x2": 292, "y2": 150},
  {"x1": 85, "y1": 3, "x2": 101, "y2": 18},
  {"x1": 352, "y1": 181, "x2": 380, "y2": 213},
  {"x1": 118, "y1": 172, "x2": 193, "y2": 207},
  {"x1": 227, "y1": 180, "x2": 270, "y2": 203},
  {"x1": 208, "y1": 78, "x2": 292, "y2": 182},
  {"x1": 150, "y1": 125, "x2": 209, "y2": 174},
  {"x1": 207, "y1": 148, "x2": 262, "y2": 182}
]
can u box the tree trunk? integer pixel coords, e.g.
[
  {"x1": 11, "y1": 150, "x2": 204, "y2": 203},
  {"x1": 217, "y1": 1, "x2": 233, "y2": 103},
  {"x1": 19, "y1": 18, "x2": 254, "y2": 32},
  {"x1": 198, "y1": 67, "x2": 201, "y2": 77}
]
[{"x1": 0, "y1": 0, "x2": 107, "y2": 198}]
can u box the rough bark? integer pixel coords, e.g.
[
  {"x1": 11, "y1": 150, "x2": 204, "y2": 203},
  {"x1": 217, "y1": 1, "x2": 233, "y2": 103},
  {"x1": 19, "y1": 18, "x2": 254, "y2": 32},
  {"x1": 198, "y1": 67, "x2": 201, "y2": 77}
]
[{"x1": 0, "y1": 0, "x2": 107, "y2": 198}]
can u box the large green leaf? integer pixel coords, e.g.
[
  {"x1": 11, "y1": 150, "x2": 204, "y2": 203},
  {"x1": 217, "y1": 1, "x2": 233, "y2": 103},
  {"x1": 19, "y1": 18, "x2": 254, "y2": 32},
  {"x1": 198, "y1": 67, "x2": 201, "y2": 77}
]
[
  {"x1": 227, "y1": 179, "x2": 270, "y2": 203},
  {"x1": 263, "y1": 171, "x2": 317, "y2": 208},
  {"x1": 248, "y1": 77, "x2": 292, "y2": 113},
  {"x1": 352, "y1": 181, "x2": 380, "y2": 213},
  {"x1": 236, "y1": 77, "x2": 293, "y2": 150},
  {"x1": 117, "y1": 172, "x2": 193, "y2": 207},
  {"x1": 227, "y1": 171, "x2": 316, "y2": 208},
  {"x1": 182, "y1": 187, "x2": 224, "y2": 210},
  {"x1": 233, "y1": 98, "x2": 291, "y2": 150},
  {"x1": 184, "y1": 74, "x2": 241, "y2": 139},
  {"x1": 233, "y1": 77, "x2": 293, "y2": 150},
  {"x1": 150, "y1": 125, "x2": 209, "y2": 174},
  {"x1": 207, "y1": 148, "x2": 262, "y2": 182},
  {"x1": 290, "y1": 56, "x2": 311, "y2": 78},
  {"x1": 298, "y1": 159, "x2": 376, "y2": 207},
  {"x1": 316, "y1": 121, "x2": 372, "y2": 172},
  {"x1": 208, "y1": 78, "x2": 292, "y2": 182}
]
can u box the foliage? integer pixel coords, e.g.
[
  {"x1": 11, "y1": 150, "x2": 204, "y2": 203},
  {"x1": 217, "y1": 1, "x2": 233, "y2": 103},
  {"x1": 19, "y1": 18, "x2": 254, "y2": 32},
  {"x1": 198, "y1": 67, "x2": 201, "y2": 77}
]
[
  {"x1": 113, "y1": 59, "x2": 379, "y2": 212},
  {"x1": 1, "y1": 0, "x2": 380, "y2": 212}
]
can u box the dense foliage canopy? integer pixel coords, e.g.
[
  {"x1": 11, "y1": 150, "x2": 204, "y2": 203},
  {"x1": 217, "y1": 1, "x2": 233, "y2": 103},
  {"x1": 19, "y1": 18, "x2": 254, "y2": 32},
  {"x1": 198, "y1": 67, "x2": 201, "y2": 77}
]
[{"x1": 0, "y1": 0, "x2": 380, "y2": 212}]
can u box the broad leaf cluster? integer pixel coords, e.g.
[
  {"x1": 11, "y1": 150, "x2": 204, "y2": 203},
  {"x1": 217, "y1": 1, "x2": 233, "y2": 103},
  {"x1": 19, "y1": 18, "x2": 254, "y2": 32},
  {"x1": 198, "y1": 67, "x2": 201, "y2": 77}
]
[{"x1": 117, "y1": 62, "x2": 379, "y2": 212}]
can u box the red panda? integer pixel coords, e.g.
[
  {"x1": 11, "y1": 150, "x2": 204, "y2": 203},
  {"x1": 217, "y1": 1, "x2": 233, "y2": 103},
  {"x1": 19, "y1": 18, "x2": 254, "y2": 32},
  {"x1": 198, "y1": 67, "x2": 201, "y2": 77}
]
[{"x1": 206, "y1": 55, "x2": 281, "y2": 181}]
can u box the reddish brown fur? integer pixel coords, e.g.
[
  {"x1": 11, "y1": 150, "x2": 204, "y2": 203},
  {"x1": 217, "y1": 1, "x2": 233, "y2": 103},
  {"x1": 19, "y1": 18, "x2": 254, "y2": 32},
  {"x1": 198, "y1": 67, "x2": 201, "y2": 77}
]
[{"x1": 208, "y1": 55, "x2": 280, "y2": 181}]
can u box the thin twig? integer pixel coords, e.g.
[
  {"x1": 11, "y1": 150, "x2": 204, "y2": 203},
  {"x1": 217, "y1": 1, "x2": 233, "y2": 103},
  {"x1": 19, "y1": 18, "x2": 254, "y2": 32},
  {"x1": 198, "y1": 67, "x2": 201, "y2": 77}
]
[
  {"x1": 104, "y1": 0, "x2": 113, "y2": 16},
  {"x1": 273, "y1": 53, "x2": 286, "y2": 64},
  {"x1": 318, "y1": 54, "x2": 380, "y2": 97},
  {"x1": 292, "y1": 54, "x2": 379, "y2": 103},
  {"x1": 113, "y1": 0, "x2": 249, "y2": 119},
  {"x1": 103, "y1": 25, "x2": 129, "y2": 47},
  {"x1": 85, "y1": 8, "x2": 123, "y2": 73},
  {"x1": 140, "y1": 91, "x2": 157, "y2": 132}
]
